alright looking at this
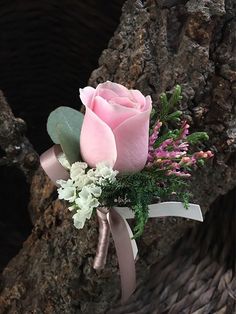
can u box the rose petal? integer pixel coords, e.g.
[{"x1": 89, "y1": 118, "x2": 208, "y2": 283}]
[
  {"x1": 96, "y1": 87, "x2": 118, "y2": 100},
  {"x1": 93, "y1": 96, "x2": 138, "y2": 129},
  {"x1": 109, "y1": 96, "x2": 140, "y2": 109},
  {"x1": 98, "y1": 81, "x2": 130, "y2": 98},
  {"x1": 80, "y1": 105, "x2": 117, "y2": 168},
  {"x1": 113, "y1": 106, "x2": 152, "y2": 173},
  {"x1": 145, "y1": 95, "x2": 152, "y2": 110},
  {"x1": 129, "y1": 89, "x2": 146, "y2": 109},
  {"x1": 79, "y1": 87, "x2": 96, "y2": 109}
]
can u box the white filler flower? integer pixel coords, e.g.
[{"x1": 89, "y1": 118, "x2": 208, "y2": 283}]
[
  {"x1": 95, "y1": 162, "x2": 119, "y2": 184},
  {"x1": 57, "y1": 161, "x2": 118, "y2": 229},
  {"x1": 57, "y1": 179, "x2": 77, "y2": 203}
]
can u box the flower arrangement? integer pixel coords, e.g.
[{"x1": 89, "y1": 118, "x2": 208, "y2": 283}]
[{"x1": 42, "y1": 81, "x2": 213, "y2": 238}]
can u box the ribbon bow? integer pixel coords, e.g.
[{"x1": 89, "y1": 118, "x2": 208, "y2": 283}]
[{"x1": 40, "y1": 145, "x2": 203, "y2": 303}]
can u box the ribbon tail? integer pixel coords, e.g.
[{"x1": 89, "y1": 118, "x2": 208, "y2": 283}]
[
  {"x1": 108, "y1": 208, "x2": 136, "y2": 303},
  {"x1": 121, "y1": 216, "x2": 138, "y2": 261},
  {"x1": 114, "y1": 201, "x2": 203, "y2": 222}
]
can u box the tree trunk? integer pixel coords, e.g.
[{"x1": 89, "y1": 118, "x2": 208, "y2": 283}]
[{"x1": 0, "y1": 0, "x2": 235, "y2": 313}]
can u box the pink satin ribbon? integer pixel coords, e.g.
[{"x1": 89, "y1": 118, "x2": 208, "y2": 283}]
[
  {"x1": 40, "y1": 145, "x2": 136, "y2": 303},
  {"x1": 93, "y1": 208, "x2": 111, "y2": 270},
  {"x1": 107, "y1": 208, "x2": 136, "y2": 302},
  {"x1": 94, "y1": 207, "x2": 136, "y2": 302},
  {"x1": 40, "y1": 145, "x2": 69, "y2": 185}
]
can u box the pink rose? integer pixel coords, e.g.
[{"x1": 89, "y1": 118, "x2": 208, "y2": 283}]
[{"x1": 79, "y1": 81, "x2": 152, "y2": 173}]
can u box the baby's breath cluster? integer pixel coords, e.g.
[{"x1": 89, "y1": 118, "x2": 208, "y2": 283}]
[{"x1": 57, "y1": 159, "x2": 118, "y2": 229}]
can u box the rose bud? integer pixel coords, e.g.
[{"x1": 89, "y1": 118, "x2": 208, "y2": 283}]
[{"x1": 79, "y1": 81, "x2": 152, "y2": 173}]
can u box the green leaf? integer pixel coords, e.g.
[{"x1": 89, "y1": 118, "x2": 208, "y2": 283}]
[
  {"x1": 47, "y1": 107, "x2": 84, "y2": 164},
  {"x1": 56, "y1": 124, "x2": 79, "y2": 164}
]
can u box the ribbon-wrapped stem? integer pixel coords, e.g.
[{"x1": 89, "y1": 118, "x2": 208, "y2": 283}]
[
  {"x1": 93, "y1": 207, "x2": 136, "y2": 303},
  {"x1": 93, "y1": 208, "x2": 110, "y2": 270}
]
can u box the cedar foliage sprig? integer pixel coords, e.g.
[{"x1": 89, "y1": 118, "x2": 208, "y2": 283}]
[
  {"x1": 152, "y1": 84, "x2": 183, "y2": 124},
  {"x1": 100, "y1": 170, "x2": 190, "y2": 238},
  {"x1": 151, "y1": 85, "x2": 209, "y2": 146}
]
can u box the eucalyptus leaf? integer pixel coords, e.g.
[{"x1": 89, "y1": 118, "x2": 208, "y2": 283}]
[
  {"x1": 56, "y1": 124, "x2": 79, "y2": 164},
  {"x1": 47, "y1": 106, "x2": 84, "y2": 164}
]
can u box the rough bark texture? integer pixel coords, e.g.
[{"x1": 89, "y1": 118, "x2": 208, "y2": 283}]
[
  {"x1": 0, "y1": 0, "x2": 235, "y2": 313},
  {"x1": 0, "y1": 91, "x2": 38, "y2": 180}
]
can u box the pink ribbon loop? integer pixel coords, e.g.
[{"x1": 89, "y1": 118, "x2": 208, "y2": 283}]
[{"x1": 40, "y1": 145, "x2": 69, "y2": 186}]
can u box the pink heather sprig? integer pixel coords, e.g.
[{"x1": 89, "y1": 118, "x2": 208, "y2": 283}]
[
  {"x1": 178, "y1": 121, "x2": 190, "y2": 139},
  {"x1": 148, "y1": 120, "x2": 162, "y2": 163},
  {"x1": 148, "y1": 121, "x2": 190, "y2": 164},
  {"x1": 149, "y1": 120, "x2": 162, "y2": 146},
  {"x1": 147, "y1": 120, "x2": 213, "y2": 177},
  {"x1": 167, "y1": 170, "x2": 191, "y2": 177}
]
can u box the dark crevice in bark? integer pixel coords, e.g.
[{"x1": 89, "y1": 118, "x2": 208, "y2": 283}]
[{"x1": 0, "y1": 167, "x2": 32, "y2": 272}]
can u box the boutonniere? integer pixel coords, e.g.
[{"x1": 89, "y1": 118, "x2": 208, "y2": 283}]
[{"x1": 40, "y1": 81, "x2": 213, "y2": 302}]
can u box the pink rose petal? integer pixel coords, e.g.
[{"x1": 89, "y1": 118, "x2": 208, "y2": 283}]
[
  {"x1": 113, "y1": 107, "x2": 152, "y2": 173},
  {"x1": 145, "y1": 95, "x2": 152, "y2": 110},
  {"x1": 110, "y1": 96, "x2": 140, "y2": 109},
  {"x1": 79, "y1": 81, "x2": 153, "y2": 173},
  {"x1": 93, "y1": 96, "x2": 138, "y2": 130},
  {"x1": 99, "y1": 81, "x2": 130, "y2": 98},
  {"x1": 80, "y1": 106, "x2": 117, "y2": 168},
  {"x1": 129, "y1": 89, "x2": 146, "y2": 109},
  {"x1": 97, "y1": 87, "x2": 118, "y2": 100},
  {"x1": 79, "y1": 87, "x2": 96, "y2": 109}
]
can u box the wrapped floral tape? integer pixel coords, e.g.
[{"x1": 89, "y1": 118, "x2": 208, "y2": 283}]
[{"x1": 40, "y1": 81, "x2": 213, "y2": 302}]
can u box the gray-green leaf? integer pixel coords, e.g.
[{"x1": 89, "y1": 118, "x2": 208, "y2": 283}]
[{"x1": 47, "y1": 106, "x2": 84, "y2": 164}]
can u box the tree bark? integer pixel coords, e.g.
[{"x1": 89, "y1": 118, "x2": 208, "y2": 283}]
[{"x1": 0, "y1": 0, "x2": 235, "y2": 313}]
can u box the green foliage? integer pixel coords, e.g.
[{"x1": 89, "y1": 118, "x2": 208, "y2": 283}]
[
  {"x1": 169, "y1": 85, "x2": 182, "y2": 109},
  {"x1": 159, "y1": 85, "x2": 183, "y2": 123},
  {"x1": 47, "y1": 106, "x2": 84, "y2": 164},
  {"x1": 132, "y1": 202, "x2": 149, "y2": 239},
  {"x1": 186, "y1": 132, "x2": 209, "y2": 145},
  {"x1": 197, "y1": 159, "x2": 205, "y2": 166},
  {"x1": 159, "y1": 93, "x2": 169, "y2": 121},
  {"x1": 151, "y1": 87, "x2": 210, "y2": 149},
  {"x1": 100, "y1": 170, "x2": 190, "y2": 238}
]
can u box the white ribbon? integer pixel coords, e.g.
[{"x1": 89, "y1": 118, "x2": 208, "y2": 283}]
[{"x1": 114, "y1": 202, "x2": 203, "y2": 260}]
